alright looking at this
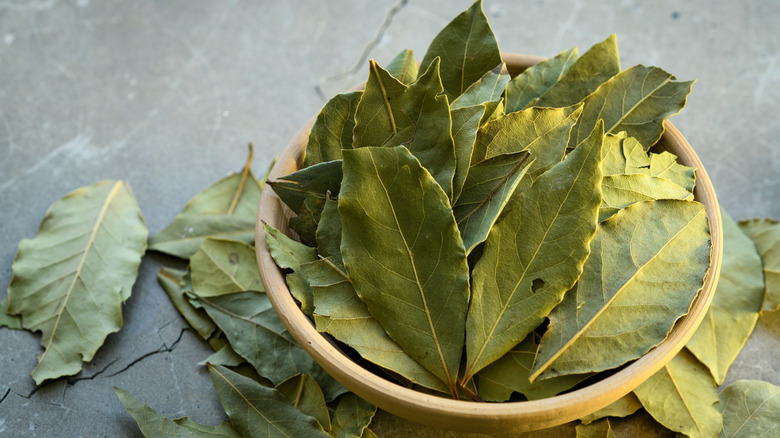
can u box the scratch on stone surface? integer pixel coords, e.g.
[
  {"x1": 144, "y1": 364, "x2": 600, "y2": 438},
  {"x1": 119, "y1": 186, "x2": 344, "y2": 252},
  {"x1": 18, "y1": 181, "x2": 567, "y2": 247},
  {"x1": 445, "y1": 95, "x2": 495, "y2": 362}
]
[{"x1": 314, "y1": 0, "x2": 409, "y2": 101}]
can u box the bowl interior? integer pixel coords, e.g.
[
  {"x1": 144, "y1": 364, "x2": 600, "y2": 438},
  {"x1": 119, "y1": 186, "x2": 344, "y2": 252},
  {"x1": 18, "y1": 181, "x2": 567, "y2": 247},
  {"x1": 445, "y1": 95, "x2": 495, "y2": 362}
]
[{"x1": 255, "y1": 54, "x2": 723, "y2": 434}]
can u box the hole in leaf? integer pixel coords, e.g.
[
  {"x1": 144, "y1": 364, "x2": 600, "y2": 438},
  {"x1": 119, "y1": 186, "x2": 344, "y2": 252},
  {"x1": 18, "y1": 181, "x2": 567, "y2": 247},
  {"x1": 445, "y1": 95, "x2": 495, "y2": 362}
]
[{"x1": 531, "y1": 278, "x2": 545, "y2": 293}]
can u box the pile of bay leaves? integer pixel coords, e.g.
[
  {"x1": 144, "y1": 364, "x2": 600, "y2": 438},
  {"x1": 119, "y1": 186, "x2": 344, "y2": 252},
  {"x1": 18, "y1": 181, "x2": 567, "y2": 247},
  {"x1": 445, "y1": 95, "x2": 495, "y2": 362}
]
[{"x1": 1, "y1": 1, "x2": 778, "y2": 437}]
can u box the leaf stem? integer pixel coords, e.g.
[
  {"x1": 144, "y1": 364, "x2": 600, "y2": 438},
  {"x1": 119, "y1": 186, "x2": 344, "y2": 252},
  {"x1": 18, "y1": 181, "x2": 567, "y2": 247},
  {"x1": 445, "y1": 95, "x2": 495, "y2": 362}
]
[{"x1": 227, "y1": 143, "x2": 254, "y2": 215}]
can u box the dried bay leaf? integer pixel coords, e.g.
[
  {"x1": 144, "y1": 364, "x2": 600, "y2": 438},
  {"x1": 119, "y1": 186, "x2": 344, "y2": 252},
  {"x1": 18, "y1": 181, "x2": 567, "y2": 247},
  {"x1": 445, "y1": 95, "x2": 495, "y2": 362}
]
[
  {"x1": 264, "y1": 223, "x2": 318, "y2": 316},
  {"x1": 190, "y1": 238, "x2": 264, "y2": 297},
  {"x1": 304, "y1": 91, "x2": 362, "y2": 167},
  {"x1": 716, "y1": 380, "x2": 780, "y2": 437},
  {"x1": 149, "y1": 147, "x2": 262, "y2": 258},
  {"x1": 602, "y1": 134, "x2": 696, "y2": 192},
  {"x1": 739, "y1": 218, "x2": 780, "y2": 313},
  {"x1": 568, "y1": 65, "x2": 694, "y2": 149},
  {"x1": 315, "y1": 198, "x2": 343, "y2": 266},
  {"x1": 453, "y1": 151, "x2": 532, "y2": 253},
  {"x1": 0, "y1": 298, "x2": 22, "y2": 330},
  {"x1": 505, "y1": 47, "x2": 579, "y2": 113},
  {"x1": 599, "y1": 174, "x2": 693, "y2": 222},
  {"x1": 686, "y1": 209, "x2": 764, "y2": 385},
  {"x1": 289, "y1": 193, "x2": 327, "y2": 246},
  {"x1": 275, "y1": 373, "x2": 332, "y2": 432},
  {"x1": 329, "y1": 393, "x2": 377, "y2": 438},
  {"x1": 115, "y1": 387, "x2": 241, "y2": 438},
  {"x1": 199, "y1": 291, "x2": 346, "y2": 401},
  {"x1": 6, "y1": 180, "x2": 147, "y2": 384},
  {"x1": 208, "y1": 364, "x2": 331, "y2": 438},
  {"x1": 306, "y1": 258, "x2": 449, "y2": 394},
  {"x1": 532, "y1": 200, "x2": 711, "y2": 380},
  {"x1": 450, "y1": 105, "x2": 486, "y2": 202},
  {"x1": 352, "y1": 60, "x2": 412, "y2": 148},
  {"x1": 199, "y1": 343, "x2": 245, "y2": 367},
  {"x1": 633, "y1": 349, "x2": 722, "y2": 438},
  {"x1": 339, "y1": 146, "x2": 470, "y2": 394},
  {"x1": 385, "y1": 49, "x2": 418, "y2": 85},
  {"x1": 463, "y1": 122, "x2": 604, "y2": 381},
  {"x1": 419, "y1": 0, "x2": 501, "y2": 101},
  {"x1": 450, "y1": 63, "x2": 510, "y2": 110},
  {"x1": 579, "y1": 393, "x2": 643, "y2": 425},
  {"x1": 267, "y1": 159, "x2": 342, "y2": 214},
  {"x1": 157, "y1": 267, "x2": 217, "y2": 341},
  {"x1": 575, "y1": 418, "x2": 616, "y2": 438},
  {"x1": 530, "y1": 35, "x2": 620, "y2": 109}
]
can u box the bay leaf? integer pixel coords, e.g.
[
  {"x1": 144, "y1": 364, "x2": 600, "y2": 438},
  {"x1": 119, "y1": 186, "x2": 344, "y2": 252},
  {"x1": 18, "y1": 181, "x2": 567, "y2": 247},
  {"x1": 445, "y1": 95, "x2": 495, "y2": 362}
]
[
  {"x1": 452, "y1": 151, "x2": 532, "y2": 254},
  {"x1": 275, "y1": 373, "x2": 331, "y2": 432},
  {"x1": 329, "y1": 393, "x2": 377, "y2": 438},
  {"x1": 451, "y1": 63, "x2": 510, "y2": 110},
  {"x1": 157, "y1": 267, "x2": 217, "y2": 341},
  {"x1": 115, "y1": 387, "x2": 241, "y2": 438},
  {"x1": 475, "y1": 332, "x2": 592, "y2": 402},
  {"x1": 199, "y1": 343, "x2": 245, "y2": 367},
  {"x1": 352, "y1": 60, "x2": 412, "y2": 148},
  {"x1": 451, "y1": 105, "x2": 487, "y2": 201},
  {"x1": 0, "y1": 298, "x2": 22, "y2": 330},
  {"x1": 304, "y1": 91, "x2": 362, "y2": 167},
  {"x1": 531, "y1": 199, "x2": 711, "y2": 380},
  {"x1": 208, "y1": 364, "x2": 331, "y2": 438},
  {"x1": 199, "y1": 291, "x2": 346, "y2": 401},
  {"x1": 6, "y1": 180, "x2": 147, "y2": 384},
  {"x1": 602, "y1": 134, "x2": 696, "y2": 192},
  {"x1": 575, "y1": 418, "x2": 616, "y2": 438},
  {"x1": 149, "y1": 146, "x2": 262, "y2": 258},
  {"x1": 601, "y1": 132, "x2": 642, "y2": 174},
  {"x1": 633, "y1": 349, "x2": 722, "y2": 438},
  {"x1": 315, "y1": 198, "x2": 343, "y2": 266},
  {"x1": 530, "y1": 35, "x2": 620, "y2": 109},
  {"x1": 686, "y1": 209, "x2": 764, "y2": 384},
  {"x1": 419, "y1": 0, "x2": 502, "y2": 101},
  {"x1": 637, "y1": 151, "x2": 697, "y2": 192},
  {"x1": 385, "y1": 48, "x2": 418, "y2": 85},
  {"x1": 289, "y1": 193, "x2": 327, "y2": 246},
  {"x1": 599, "y1": 173, "x2": 693, "y2": 222},
  {"x1": 263, "y1": 222, "x2": 318, "y2": 316},
  {"x1": 579, "y1": 393, "x2": 643, "y2": 425},
  {"x1": 464, "y1": 121, "x2": 604, "y2": 381},
  {"x1": 505, "y1": 47, "x2": 579, "y2": 113},
  {"x1": 306, "y1": 258, "x2": 449, "y2": 394},
  {"x1": 480, "y1": 98, "x2": 505, "y2": 126},
  {"x1": 738, "y1": 218, "x2": 780, "y2": 313},
  {"x1": 568, "y1": 64, "x2": 695, "y2": 149},
  {"x1": 339, "y1": 146, "x2": 470, "y2": 394},
  {"x1": 190, "y1": 238, "x2": 264, "y2": 297},
  {"x1": 716, "y1": 379, "x2": 780, "y2": 437},
  {"x1": 267, "y1": 159, "x2": 342, "y2": 214}
]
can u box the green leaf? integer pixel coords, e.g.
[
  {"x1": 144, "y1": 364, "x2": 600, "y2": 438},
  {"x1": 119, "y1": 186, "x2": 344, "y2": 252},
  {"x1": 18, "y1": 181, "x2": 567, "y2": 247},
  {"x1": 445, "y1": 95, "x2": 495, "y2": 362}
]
[
  {"x1": 149, "y1": 147, "x2": 262, "y2": 258},
  {"x1": 686, "y1": 209, "x2": 764, "y2": 384},
  {"x1": 307, "y1": 258, "x2": 449, "y2": 394},
  {"x1": 602, "y1": 134, "x2": 696, "y2": 192},
  {"x1": 339, "y1": 146, "x2": 470, "y2": 394},
  {"x1": 419, "y1": 0, "x2": 501, "y2": 101},
  {"x1": 304, "y1": 91, "x2": 362, "y2": 167},
  {"x1": 475, "y1": 332, "x2": 592, "y2": 402},
  {"x1": 451, "y1": 63, "x2": 510, "y2": 110},
  {"x1": 200, "y1": 343, "x2": 245, "y2": 367},
  {"x1": 530, "y1": 35, "x2": 620, "y2": 108},
  {"x1": 315, "y1": 198, "x2": 343, "y2": 266},
  {"x1": 579, "y1": 393, "x2": 643, "y2": 425},
  {"x1": 199, "y1": 291, "x2": 346, "y2": 401},
  {"x1": 190, "y1": 238, "x2": 264, "y2": 297},
  {"x1": 739, "y1": 218, "x2": 780, "y2": 313},
  {"x1": 599, "y1": 173, "x2": 693, "y2": 221},
  {"x1": 267, "y1": 160, "x2": 343, "y2": 214},
  {"x1": 289, "y1": 193, "x2": 327, "y2": 246},
  {"x1": 263, "y1": 223, "x2": 319, "y2": 316},
  {"x1": 633, "y1": 349, "x2": 722, "y2": 438},
  {"x1": 6, "y1": 180, "x2": 147, "y2": 384},
  {"x1": 568, "y1": 64, "x2": 695, "y2": 149},
  {"x1": 352, "y1": 60, "x2": 412, "y2": 148},
  {"x1": 158, "y1": 267, "x2": 217, "y2": 341},
  {"x1": 329, "y1": 393, "x2": 377, "y2": 438},
  {"x1": 275, "y1": 374, "x2": 332, "y2": 432},
  {"x1": 0, "y1": 298, "x2": 22, "y2": 330},
  {"x1": 385, "y1": 49, "x2": 418, "y2": 85},
  {"x1": 453, "y1": 151, "x2": 532, "y2": 253},
  {"x1": 115, "y1": 387, "x2": 241, "y2": 438},
  {"x1": 451, "y1": 105, "x2": 487, "y2": 201},
  {"x1": 532, "y1": 200, "x2": 711, "y2": 380},
  {"x1": 575, "y1": 418, "x2": 616, "y2": 438},
  {"x1": 208, "y1": 364, "x2": 331, "y2": 438},
  {"x1": 717, "y1": 380, "x2": 780, "y2": 437},
  {"x1": 638, "y1": 151, "x2": 697, "y2": 192},
  {"x1": 505, "y1": 47, "x2": 579, "y2": 113},
  {"x1": 464, "y1": 122, "x2": 603, "y2": 381}
]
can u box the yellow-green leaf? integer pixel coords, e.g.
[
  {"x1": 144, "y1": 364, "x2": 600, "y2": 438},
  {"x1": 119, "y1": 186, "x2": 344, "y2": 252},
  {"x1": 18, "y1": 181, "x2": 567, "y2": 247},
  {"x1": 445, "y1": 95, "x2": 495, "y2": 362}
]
[
  {"x1": 575, "y1": 418, "x2": 616, "y2": 438},
  {"x1": 599, "y1": 173, "x2": 693, "y2": 221},
  {"x1": 0, "y1": 298, "x2": 22, "y2": 330},
  {"x1": 157, "y1": 267, "x2": 217, "y2": 341},
  {"x1": 579, "y1": 393, "x2": 643, "y2": 425},
  {"x1": 532, "y1": 200, "x2": 711, "y2": 380},
  {"x1": 451, "y1": 63, "x2": 509, "y2": 110},
  {"x1": 275, "y1": 374, "x2": 332, "y2": 432},
  {"x1": 190, "y1": 238, "x2": 264, "y2": 297},
  {"x1": 329, "y1": 393, "x2": 377, "y2": 438},
  {"x1": 505, "y1": 47, "x2": 578, "y2": 113},
  {"x1": 451, "y1": 105, "x2": 487, "y2": 201},
  {"x1": 739, "y1": 218, "x2": 780, "y2": 313},
  {"x1": 304, "y1": 92, "x2": 362, "y2": 167},
  {"x1": 385, "y1": 49, "x2": 418, "y2": 85},
  {"x1": 686, "y1": 209, "x2": 764, "y2": 384},
  {"x1": 315, "y1": 198, "x2": 343, "y2": 266},
  {"x1": 464, "y1": 121, "x2": 603, "y2": 381},
  {"x1": 339, "y1": 146, "x2": 469, "y2": 394},
  {"x1": 717, "y1": 380, "x2": 780, "y2": 438},
  {"x1": 634, "y1": 349, "x2": 722, "y2": 438},
  {"x1": 263, "y1": 223, "x2": 318, "y2": 316},
  {"x1": 6, "y1": 180, "x2": 147, "y2": 384}
]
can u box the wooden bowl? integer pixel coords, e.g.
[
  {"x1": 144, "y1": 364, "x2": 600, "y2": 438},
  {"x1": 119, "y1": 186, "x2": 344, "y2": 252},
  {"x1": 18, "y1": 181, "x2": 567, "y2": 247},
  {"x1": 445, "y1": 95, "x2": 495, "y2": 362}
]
[{"x1": 255, "y1": 53, "x2": 723, "y2": 434}]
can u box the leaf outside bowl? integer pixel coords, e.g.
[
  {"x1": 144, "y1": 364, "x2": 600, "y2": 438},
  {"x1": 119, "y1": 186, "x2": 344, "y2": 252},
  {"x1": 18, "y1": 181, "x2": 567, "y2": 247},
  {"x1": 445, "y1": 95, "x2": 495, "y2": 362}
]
[{"x1": 255, "y1": 53, "x2": 724, "y2": 434}]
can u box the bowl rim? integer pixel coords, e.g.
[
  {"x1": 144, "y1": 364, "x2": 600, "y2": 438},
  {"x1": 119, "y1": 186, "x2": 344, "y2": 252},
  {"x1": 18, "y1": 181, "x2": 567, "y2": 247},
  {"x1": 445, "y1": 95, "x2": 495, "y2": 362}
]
[{"x1": 255, "y1": 52, "x2": 723, "y2": 434}]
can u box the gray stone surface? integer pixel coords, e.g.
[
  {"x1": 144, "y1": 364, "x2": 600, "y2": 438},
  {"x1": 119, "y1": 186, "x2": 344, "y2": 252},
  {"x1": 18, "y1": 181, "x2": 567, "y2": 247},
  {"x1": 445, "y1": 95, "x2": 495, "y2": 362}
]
[{"x1": 0, "y1": 0, "x2": 777, "y2": 436}]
